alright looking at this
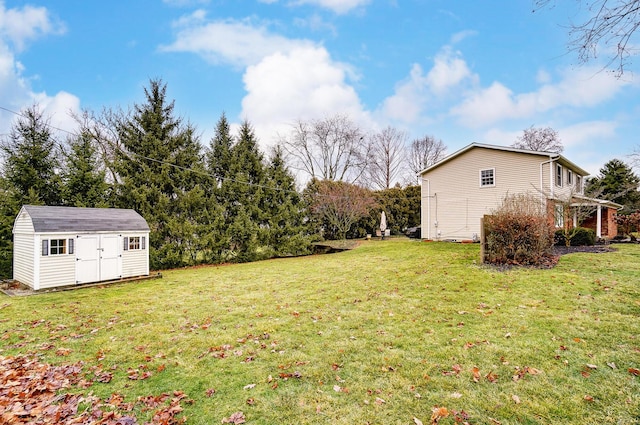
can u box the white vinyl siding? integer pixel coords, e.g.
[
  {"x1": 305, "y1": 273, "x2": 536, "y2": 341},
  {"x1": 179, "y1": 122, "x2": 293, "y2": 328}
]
[
  {"x1": 12, "y1": 233, "x2": 34, "y2": 287},
  {"x1": 421, "y1": 148, "x2": 542, "y2": 240},
  {"x1": 13, "y1": 210, "x2": 35, "y2": 234},
  {"x1": 122, "y1": 233, "x2": 150, "y2": 277},
  {"x1": 38, "y1": 233, "x2": 77, "y2": 289}
]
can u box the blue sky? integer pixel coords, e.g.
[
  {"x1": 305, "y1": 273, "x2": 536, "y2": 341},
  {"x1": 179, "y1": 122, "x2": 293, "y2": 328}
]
[{"x1": 1, "y1": 0, "x2": 639, "y2": 179}]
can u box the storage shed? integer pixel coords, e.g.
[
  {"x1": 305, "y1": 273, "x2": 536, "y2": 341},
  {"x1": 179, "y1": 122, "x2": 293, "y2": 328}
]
[{"x1": 13, "y1": 205, "x2": 150, "y2": 290}]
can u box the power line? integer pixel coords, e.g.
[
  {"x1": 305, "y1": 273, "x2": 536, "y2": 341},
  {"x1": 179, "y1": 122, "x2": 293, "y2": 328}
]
[{"x1": 0, "y1": 104, "x2": 422, "y2": 201}]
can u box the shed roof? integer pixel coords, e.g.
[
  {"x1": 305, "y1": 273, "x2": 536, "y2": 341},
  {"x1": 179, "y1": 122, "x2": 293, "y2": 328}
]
[{"x1": 19, "y1": 205, "x2": 150, "y2": 233}]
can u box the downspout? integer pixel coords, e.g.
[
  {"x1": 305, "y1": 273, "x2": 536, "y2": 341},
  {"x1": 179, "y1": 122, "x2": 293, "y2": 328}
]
[
  {"x1": 422, "y1": 177, "x2": 431, "y2": 240},
  {"x1": 539, "y1": 156, "x2": 555, "y2": 207}
]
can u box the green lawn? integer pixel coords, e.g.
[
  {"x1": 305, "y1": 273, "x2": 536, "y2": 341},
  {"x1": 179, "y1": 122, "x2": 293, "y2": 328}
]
[{"x1": 1, "y1": 240, "x2": 639, "y2": 424}]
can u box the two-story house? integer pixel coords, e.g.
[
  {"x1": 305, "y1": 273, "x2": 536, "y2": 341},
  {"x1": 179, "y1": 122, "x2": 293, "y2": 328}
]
[{"x1": 419, "y1": 143, "x2": 621, "y2": 241}]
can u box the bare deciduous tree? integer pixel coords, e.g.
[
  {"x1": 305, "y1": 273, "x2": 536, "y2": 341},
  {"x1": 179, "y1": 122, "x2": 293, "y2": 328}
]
[
  {"x1": 535, "y1": 0, "x2": 640, "y2": 76},
  {"x1": 512, "y1": 126, "x2": 563, "y2": 153},
  {"x1": 281, "y1": 114, "x2": 369, "y2": 183},
  {"x1": 308, "y1": 179, "x2": 377, "y2": 240},
  {"x1": 408, "y1": 135, "x2": 447, "y2": 176},
  {"x1": 366, "y1": 126, "x2": 408, "y2": 190}
]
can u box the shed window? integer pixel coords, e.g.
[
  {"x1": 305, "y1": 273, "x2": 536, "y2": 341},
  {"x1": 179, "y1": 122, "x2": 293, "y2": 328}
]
[
  {"x1": 50, "y1": 239, "x2": 67, "y2": 255},
  {"x1": 41, "y1": 238, "x2": 75, "y2": 256},
  {"x1": 124, "y1": 236, "x2": 145, "y2": 251},
  {"x1": 480, "y1": 168, "x2": 495, "y2": 187}
]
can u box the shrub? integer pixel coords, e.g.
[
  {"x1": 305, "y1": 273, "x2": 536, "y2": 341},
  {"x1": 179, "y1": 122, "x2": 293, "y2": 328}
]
[
  {"x1": 554, "y1": 227, "x2": 596, "y2": 246},
  {"x1": 568, "y1": 227, "x2": 596, "y2": 246},
  {"x1": 554, "y1": 230, "x2": 567, "y2": 247},
  {"x1": 484, "y1": 194, "x2": 555, "y2": 266}
]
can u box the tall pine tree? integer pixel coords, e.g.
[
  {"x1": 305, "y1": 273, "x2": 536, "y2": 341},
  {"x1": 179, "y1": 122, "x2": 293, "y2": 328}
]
[
  {"x1": 115, "y1": 79, "x2": 207, "y2": 268},
  {"x1": 62, "y1": 129, "x2": 111, "y2": 207},
  {"x1": 224, "y1": 120, "x2": 265, "y2": 262},
  {"x1": 262, "y1": 146, "x2": 313, "y2": 257},
  {"x1": 1, "y1": 105, "x2": 62, "y2": 206},
  {"x1": 586, "y1": 159, "x2": 640, "y2": 213}
]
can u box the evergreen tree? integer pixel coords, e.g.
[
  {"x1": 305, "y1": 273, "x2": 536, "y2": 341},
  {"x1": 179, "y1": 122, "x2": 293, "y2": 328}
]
[
  {"x1": 0, "y1": 177, "x2": 20, "y2": 278},
  {"x1": 206, "y1": 113, "x2": 234, "y2": 187},
  {"x1": 62, "y1": 129, "x2": 111, "y2": 207},
  {"x1": 262, "y1": 146, "x2": 313, "y2": 257},
  {"x1": 115, "y1": 79, "x2": 207, "y2": 269},
  {"x1": 223, "y1": 120, "x2": 265, "y2": 262},
  {"x1": 586, "y1": 159, "x2": 640, "y2": 213},
  {"x1": 1, "y1": 105, "x2": 62, "y2": 206}
]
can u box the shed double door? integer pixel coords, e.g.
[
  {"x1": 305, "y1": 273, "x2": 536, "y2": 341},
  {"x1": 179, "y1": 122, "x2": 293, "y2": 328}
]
[{"x1": 75, "y1": 235, "x2": 122, "y2": 284}]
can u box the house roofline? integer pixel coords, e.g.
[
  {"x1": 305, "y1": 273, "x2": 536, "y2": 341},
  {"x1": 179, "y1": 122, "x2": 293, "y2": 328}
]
[
  {"x1": 571, "y1": 194, "x2": 624, "y2": 210},
  {"x1": 417, "y1": 142, "x2": 590, "y2": 177}
]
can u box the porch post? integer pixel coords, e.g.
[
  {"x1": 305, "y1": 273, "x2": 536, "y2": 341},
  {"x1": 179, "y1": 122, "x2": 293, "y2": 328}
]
[
  {"x1": 573, "y1": 209, "x2": 577, "y2": 228},
  {"x1": 596, "y1": 205, "x2": 602, "y2": 238}
]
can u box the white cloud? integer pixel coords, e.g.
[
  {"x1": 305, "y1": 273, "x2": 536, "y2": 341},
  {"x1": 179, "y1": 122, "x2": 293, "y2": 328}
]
[
  {"x1": 0, "y1": 3, "x2": 78, "y2": 137},
  {"x1": 241, "y1": 46, "x2": 372, "y2": 146},
  {"x1": 482, "y1": 128, "x2": 521, "y2": 146},
  {"x1": 162, "y1": 0, "x2": 210, "y2": 7},
  {"x1": 426, "y1": 47, "x2": 474, "y2": 95},
  {"x1": 560, "y1": 120, "x2": 617, "y2": 148},
  {"x1": 161, "y1": 13, "x2": 314, "y2": 67},
  {"x1": 0, "y1": 2, "x2": 65, "y2": 52},
  {"x1": 163, "y1": 13, "x2": 373, "y2": 147},
  {"x1": 264, "y1": 0, "x2": 370, "y2": 14},
  {"x1": 380, "y1": 47, "x2": 476, "y2": 123},
  {"x1": 451, "y1": 67, "x2": 632, "y2": 128},
  {"x1": 291, "y1": 0, "x2": 370, "y2": 14}
]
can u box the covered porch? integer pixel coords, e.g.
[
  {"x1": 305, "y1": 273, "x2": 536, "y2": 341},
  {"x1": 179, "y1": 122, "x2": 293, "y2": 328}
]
[{"x1": 570, "y1": 196, "x2": 623, "y2": 239}]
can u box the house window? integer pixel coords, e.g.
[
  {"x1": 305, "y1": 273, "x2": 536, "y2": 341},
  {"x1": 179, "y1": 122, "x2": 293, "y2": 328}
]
[
  {"x1": 554, "y1": 204, "x2": 564, "y2": 228},
  {"x1": 480, "y1": 168, "x2": 495, "y2": 187},
  {"x1": 567, "y1": 169, "x2": 573, "y2": 186},
  {"x1": 42, "y1": 239, "x2": 72, "y2": 256},
  {"x1": 123, "y1": 236, "x2": 146, "y2": 251},
  {"x1": 556, "y1": 164, "x2": 563, "y2": 187},
  {"x1": 576, "y1": 175, "x2": 583, "y2": 193}
]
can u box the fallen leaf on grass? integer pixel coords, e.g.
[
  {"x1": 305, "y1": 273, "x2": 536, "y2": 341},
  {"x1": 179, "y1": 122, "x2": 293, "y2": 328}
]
[
  {"x1": 512, "y1": 394, "x2": 521, "y2": 404},
  {"x1": 584, "y1": 395, "x2": 594, "y2": 402},
  {"x1": 243, "y1": 384, "x2": 256, "y2": 390},
  {"x1": 222, "y1": 411, "x2": 246, "y2": 424},
  {"x1": 486, "y1": 371, "x2": 498, "y2": 383},
  {"x1": 413, "y1": 417, "x2": 424, "y2": 425},
  {"x1": 629, "y1": 368, "x2": 640, "y2": 376},
  {"x1": 206, "y1": 388, "x2": 216, "y2": 397},
  {"x1": 607, "y1": 362, "x2": 617, "y2": 369},
  {"x1": 586, "y1": 364, "x2": 598, "y2": 369},
  {"x1": 472, "y1": 367, "x2": 481, "y2": 383},
  {"x1": 430, "y1": 406, "x2": 449, "y2": 423}
]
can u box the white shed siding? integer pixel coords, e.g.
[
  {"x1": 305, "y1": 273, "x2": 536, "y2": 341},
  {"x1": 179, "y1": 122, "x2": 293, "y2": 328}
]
[
  {"x1": 13, "y1": 210, "x2": 35, "y2": 234},
  {"x1": 12, "y1": 234, "x2": 34, "y2": 288},
  {"x1": 421, "y1": 148, "x2": 550, "y2": 240},
  {"x1": 122, "y1": 248, "x2": 149, "y2": 277},
  {"x1": 38, "y1": 233, "x2": 77, "y2": 289},
  {"x1": 122, "y1": 233, "x2": 149, "y2": 277}
]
